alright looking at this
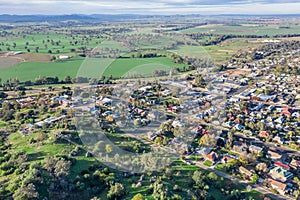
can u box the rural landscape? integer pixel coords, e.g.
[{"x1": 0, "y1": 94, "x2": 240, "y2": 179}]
[{"x1": 0, "y1": 10, "x2": 300, "y2": 200}]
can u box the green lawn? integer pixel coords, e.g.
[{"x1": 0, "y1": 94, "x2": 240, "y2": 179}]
[
  {"x1": 214, "y1": 163, "x2": 228, "y2": 173},
  {"x1": 203, "y1": 160, "x2": 213, "y2": 167}
]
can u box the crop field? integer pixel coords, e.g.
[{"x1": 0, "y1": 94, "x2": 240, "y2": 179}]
[
  {"x1": 103, "y1": 57, "x2": 186, "y2": 78},
  {"x1": 179, "y1": 24, "x2": 300, "y2": 36},
  {"x1": 0, "y1": 38, "x2": 263, "y2": 81},
  {"x1": 0, "y1": 56, "x2": 186, "y2": 81},
  {"x1": 0, "y1": 32, "x2": 104, "y2": 54}
]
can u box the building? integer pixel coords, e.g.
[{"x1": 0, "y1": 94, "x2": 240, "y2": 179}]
[
  {"x1": 274, "y1": 162, "x2": 290, "y2": 170},
  {"x1": 249, "y1": 145, "x2": 263, "y2": 155},
  {"x1": 267, "y1": 178, "x2": 287, "y2": 195},
  {"x1": 239, "y1": 166, "x2": 254, "y2": 179},
  {"x1": 266, "y1": 150, "x2": 282, "y2": 160},
  {"x1": 206, "y1": 151, "x2": 219, "y2": 164},
  {"x1": 221, "y1": 154, "x2": 238, "y2": 164},
  {"x1": 269, "y1": 166, "x2": 293, "y2": 183},
  {"x1": 258, "y1": 131, "x2": 270, "y2": 138},
  {"x1": 290, "y1": 159, "x2": 300, "y2": 170}
]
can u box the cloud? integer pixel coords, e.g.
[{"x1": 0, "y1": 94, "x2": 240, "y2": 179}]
[{"x1": 0, "y1": 0, "x2": 299, "y2": 14}]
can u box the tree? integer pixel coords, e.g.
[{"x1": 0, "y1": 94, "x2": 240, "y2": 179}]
[
  {"x1": 192, "y1": 171, "x2": 205, "y2": 187},
  {"x1": 207, "y1": 172, "x2": 218, "y2": 181},
  {"x1": 153, "y1": 179, "x2": 168, "y2": 200},
  {"x1": 227, "y1": 132, "x2": 233, "y2": 146},
  {"x1": 256, "y1": 163, "x2": 268, "y2": 173},
  {"x1": 200, "y1": 134, "x2": 216, "y2": 147},
  {"x1": 13, "y1": 183, "x2": 39, "y2": 200},
  {"x1": 107, "y1": 183, "x2": 126, "y2": 200},
  {"x1": 64, "y1": 75, "x2": 72, "y2": 83},
  {"x1": 0, "y1": 92, "x2": 8, "y2": 99},
  {"x1": 251, "y1": 174, "x2": 259, "y2": 184},
  {"x1": 132, "y1": 193, "x2": 145, "y2": 200},
  {"x1": 54, "y1": 159, "x2": 71, "y2": 178},
  {"x1": 105, "y1": 144, "x2": 113, "y2": 154}
]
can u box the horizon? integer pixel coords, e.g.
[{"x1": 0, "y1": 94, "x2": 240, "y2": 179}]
[{"x1": 1, "y1": 0, "x2": 300, "y2": 15}]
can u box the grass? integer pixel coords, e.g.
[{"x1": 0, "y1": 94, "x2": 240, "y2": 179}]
[
  {"x1": 0, "y1": 56, "x2": 186, "y2": 82},
  {"x1": 171, "y1": 160, "x2": 200, "y2": 171},
  {"x1": 179, "y1": 24, "x2": 300, "y2": 36},
  {"x1": 203, "y1": 160, "x2": 213, "y2": 167},
  {"x1": 0, "y1": 33, "x2": 104, "y2": 54},
  {"x1": 0, "y1": 57, "x2": 84, "y2": 82},
  {"x1": 214, "y1": 163, "x2": 228, "y2": 173},
  {"x1": 102, "y1": 57, "x2": 186, "y2": 78}
]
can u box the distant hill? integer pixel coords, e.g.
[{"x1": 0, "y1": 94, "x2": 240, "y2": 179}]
[
  {"x1": 0, "y1": 14, "x2": 151, "y2": 23},
  {"x1": 0, "y1": 14, "x2": 299, "y2": 23}
]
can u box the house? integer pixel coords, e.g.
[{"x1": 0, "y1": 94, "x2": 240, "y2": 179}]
[
  {"x1": 272, "y1": 136, "x2": 284, "y2": 145},
  {"x1": 291, "y1": 111, "x2": 300, "y2": 118},
  {"x1": 172, "y1": 120, "x2": 184, "y2": 127},
  {"x1": 234, "y1": 124, "x2": 243, "y2": 131},
  {"x1": 197, "y1": 147, "x2": 212, "y2": 156},
  {"x1": 269, "y1": 166, "x2": 293, "y2": 182},
  {"x1": 289, "y1": 159, "x2": 300, "y2": 170},
  {"x1": 267, "y1": 178, "x2": 287, "y2": 195},
  {"x1": 274, "y1": 117, "x2": 285, "y2": 124},
  {"x1": 280, "y1": 107, "x2": 292, "y2": 117},
  {"x1": 206, "y1": 151, "x2": 219, "y2": 164},
  {"x1": 249, "y1": 145, "x2": 263, "y2": 155},
  {"x1": 266, "y1": 150, "x2": 282, "y2": 160},
  {"x1": 58, "y1": 55, "x2": 71, "y2": 60},
  {"x1": 232, "y1": 141, "x2": 248, "y2": 154},
  {"x1": 274, "y1": 162, "x2": 290, "y2": 170},
  {"x1": 243, "y1": 130, "x2": 254, "y2": 136},
  {"x1": 258, "y1": 131, "x2": 270, "y2": 138},
  {"x1": 221, "y1": 154, "x2": 238, "y2": 164},
  {"x1": 239, "y1": 166, "x2": 253, "y2": 179}
]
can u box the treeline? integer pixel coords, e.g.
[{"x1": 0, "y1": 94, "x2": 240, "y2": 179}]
[
  {"x1": 187, "y1": 33, "x2": 300, "y2": 46},
  {"x1": 153, "y1": 23, "x2": 208, "y2": 33},
  {"x1": 0, "y1": 75, "x2": 115, "y2": 92}
]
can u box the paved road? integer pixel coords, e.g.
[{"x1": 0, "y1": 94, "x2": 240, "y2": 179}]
[{"x1": 192, "y1": 161, "x2": 295, "y2": 200}]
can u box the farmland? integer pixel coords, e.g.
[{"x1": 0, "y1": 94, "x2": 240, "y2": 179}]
[
  {"x1": 179, "y1": 24, "x2": 300, "y2": 36},
  {"x1": 0, "y1": 56, "x2": 186, "y2": 81},
  {"x1": 0, "y1": 32, "x2": 104, "y2": 54},
  {"x1": 1, "y1": 14, "x2": 300, "y2": 200}
]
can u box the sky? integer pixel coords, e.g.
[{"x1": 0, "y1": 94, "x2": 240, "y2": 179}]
[{"x1": 0, "y1": 0, "x2": 300, "y2": 15}]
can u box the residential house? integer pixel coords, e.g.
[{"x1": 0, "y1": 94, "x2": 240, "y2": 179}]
[
  {"x1": 273, "y1": 135, "x2": 285, "y2": 145},
  {"x1": 232, "y1": 141, "x2": 248, "y2": 154},
  {"x1": 266, "y1": 150, "x2": 282, "y2": 160},
  {"x1": 267, "y1": 178, "x2": 287, "y2": 195},
  {"x1": 249, "y1": 145, "x2": 263, "y2": 155},
  {"x1": 234, "y1": 124, "x2": 243, "y2": 131},
  {"x1": 258, "y1": 131, "x2": 270, "y2": 138},
  {"x1": 239, "y1": 166, "x2": 254, "y2": 179},
  {"x1": 269, "y1": 166, "x2": 293, "y2": 182},
  {"x1": 197, "y1": 147, "x2": 212, "y2": 156},
  {"x1": 289, "y1": 159, "x2": 300, "y2": 170},
  {"x1": 221, "y1": 154, "x2": 238, "y2": 164},
  {"x1": 280, "y1": 107, "x2": 292, "y2": 117},
  {"x1": 206, "y1": 151, "x2": 219, "y2": 164},
  {"x1": 274, "y1": 162, "x2": 290, "y2": 170}
]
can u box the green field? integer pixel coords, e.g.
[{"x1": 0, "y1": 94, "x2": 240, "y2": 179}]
[
  {"x1": 0, "y1": 57, "x2": 186, "y2": 82},
  {"x1": 0, "y1": 33, "x2": 104, "y2": 54},
  {"x1": 180, "y1": 24, "x2": 300, "y2": 36}
]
